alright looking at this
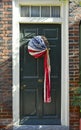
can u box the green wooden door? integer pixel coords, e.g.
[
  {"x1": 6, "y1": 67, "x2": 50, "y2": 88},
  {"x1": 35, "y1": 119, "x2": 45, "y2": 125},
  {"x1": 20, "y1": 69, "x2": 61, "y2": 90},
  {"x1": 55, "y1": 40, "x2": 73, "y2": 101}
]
[{"x1": 20, "y1": 24, "x2": 61, "y2": 125}]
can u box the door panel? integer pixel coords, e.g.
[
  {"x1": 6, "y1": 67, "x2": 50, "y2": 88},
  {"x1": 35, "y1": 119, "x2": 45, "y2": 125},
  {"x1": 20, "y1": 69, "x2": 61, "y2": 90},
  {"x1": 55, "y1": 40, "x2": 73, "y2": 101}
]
[
  {"x1": 20, "y1": 24, "x2": 61, "y2": 125},
  {"x1": 22, "y1": 89, "x2": 37, "y2": 115}
]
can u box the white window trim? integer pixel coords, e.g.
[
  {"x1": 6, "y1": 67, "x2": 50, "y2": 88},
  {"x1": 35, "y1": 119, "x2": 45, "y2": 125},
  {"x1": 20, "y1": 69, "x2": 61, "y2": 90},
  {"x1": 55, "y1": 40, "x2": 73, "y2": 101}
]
[{"x1": 12, "y1": 0, "x2": 69, "y2": 127}]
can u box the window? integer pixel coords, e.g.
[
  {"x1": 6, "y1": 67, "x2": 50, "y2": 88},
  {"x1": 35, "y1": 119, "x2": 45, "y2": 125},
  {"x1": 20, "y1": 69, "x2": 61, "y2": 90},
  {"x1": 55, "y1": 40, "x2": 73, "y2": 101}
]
[
  {"x1": 41, "y1": 6, "x2": 50, "y2": 17},
  {"x1": 51, "y1": 6, "x2": 60, "y2": 17},
  {"x1": 20, "y1": 6, "x2": 60, "y2": 17},
  {"x1": 21, "y1": 6, "x2": 30, "y2": 17},
  {"x1": 31, "y1": 6, "x2": 40, "y2": 17}
]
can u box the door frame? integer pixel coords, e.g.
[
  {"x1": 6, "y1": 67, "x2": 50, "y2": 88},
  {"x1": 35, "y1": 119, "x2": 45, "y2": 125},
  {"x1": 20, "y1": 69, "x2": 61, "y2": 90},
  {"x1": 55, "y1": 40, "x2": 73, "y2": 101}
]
[{"x1": 12, "y1": 0, "x2": 69, "y2": 127}]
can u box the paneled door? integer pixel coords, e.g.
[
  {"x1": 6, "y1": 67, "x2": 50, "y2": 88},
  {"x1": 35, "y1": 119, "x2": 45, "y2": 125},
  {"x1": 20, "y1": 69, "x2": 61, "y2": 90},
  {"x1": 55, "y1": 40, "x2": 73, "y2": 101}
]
[{"x1": 20, "y1": 24, "x2": 61, "y2": 125}]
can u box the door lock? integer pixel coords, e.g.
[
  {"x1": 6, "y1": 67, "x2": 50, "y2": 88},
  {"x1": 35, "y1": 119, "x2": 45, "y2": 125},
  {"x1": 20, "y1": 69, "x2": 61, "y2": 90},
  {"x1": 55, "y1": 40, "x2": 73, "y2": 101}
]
[
  {"x1": 23, "y1": 84, "x2": 26, "y2": 88},
  {"x1": 38, "y1": 79, "x2": 43, "y2": 83},
  {"x1": 21, "y1": 85, "x2": 26, "y2": 90}
]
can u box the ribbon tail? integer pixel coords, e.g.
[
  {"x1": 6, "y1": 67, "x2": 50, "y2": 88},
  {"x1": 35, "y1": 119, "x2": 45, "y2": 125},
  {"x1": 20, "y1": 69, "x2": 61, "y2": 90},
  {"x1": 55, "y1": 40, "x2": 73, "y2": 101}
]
[{"x1": 44, "y1": 50, "x2": 51, "y2": 103}]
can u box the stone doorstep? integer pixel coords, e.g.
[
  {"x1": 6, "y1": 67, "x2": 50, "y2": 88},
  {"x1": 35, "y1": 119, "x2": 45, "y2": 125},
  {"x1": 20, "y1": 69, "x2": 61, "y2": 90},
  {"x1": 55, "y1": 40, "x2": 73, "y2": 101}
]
[{"x1": 13, "y1": 125, "x2": 69, "y2": 130}]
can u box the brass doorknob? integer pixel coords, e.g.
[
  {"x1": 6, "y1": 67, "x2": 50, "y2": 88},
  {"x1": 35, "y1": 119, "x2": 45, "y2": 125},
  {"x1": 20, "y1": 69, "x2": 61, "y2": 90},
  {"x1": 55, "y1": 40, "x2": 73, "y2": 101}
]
[
  {"x1": 38, "y1": 79, "x2": 43, "y2": 83},
  {"x1": 21, "y1": 85, "x2": 26, "y2": 90},
  {"x1": 23, "y1": 84, "x2": 26, "y2": 87}
]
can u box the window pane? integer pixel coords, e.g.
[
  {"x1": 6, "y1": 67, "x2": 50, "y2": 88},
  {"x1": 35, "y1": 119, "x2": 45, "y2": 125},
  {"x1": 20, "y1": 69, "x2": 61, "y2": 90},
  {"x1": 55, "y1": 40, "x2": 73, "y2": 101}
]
[
  {"x1": 20, "y1": 6, "x2": 60, "y2": 18},
  {"x1": 41, "y1": 6, "x2": 50, "y2": 17},
  {"x1": 51, "y1": 6, "x2": 60, "y2": 17},
  {"x1": 31, "y1": 6, "x2": 40, "y2": 17},
  {"x1": 21, "y1": 6, "x2": 30, "y2": 17}
]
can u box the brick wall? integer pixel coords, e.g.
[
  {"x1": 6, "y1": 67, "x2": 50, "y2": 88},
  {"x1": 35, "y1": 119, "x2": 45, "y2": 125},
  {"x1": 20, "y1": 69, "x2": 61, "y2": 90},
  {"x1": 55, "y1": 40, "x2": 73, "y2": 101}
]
[
  {"x1": 0, "y1": 0, "x2": 81, "y2": 130},
  {"x1": 0, "y1": 0, "x2": 12, "y2": 129},
  {"x1": 69, "y1": 0, "x2": 81, "y2": 130}
]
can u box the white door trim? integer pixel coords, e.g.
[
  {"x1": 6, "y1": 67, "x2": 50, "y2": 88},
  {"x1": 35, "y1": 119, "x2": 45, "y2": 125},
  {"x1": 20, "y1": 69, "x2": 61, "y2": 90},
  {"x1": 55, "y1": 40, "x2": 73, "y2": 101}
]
[{"x1": 12, "y1": 0, "x2": 69, "y2": 127}]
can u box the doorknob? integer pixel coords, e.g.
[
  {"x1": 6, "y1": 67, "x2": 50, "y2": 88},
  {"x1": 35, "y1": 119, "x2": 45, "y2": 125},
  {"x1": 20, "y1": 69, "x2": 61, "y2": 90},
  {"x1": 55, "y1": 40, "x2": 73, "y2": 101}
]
[
  {"x1": 38, "y1": 79, "x2": 43, "y2": 83},
  {"x1": 23, "y1": 84, "x2": 26, "y2": 88},
  {"x1": 21, "y1": 85, "x2": 26, "y2": 90}
]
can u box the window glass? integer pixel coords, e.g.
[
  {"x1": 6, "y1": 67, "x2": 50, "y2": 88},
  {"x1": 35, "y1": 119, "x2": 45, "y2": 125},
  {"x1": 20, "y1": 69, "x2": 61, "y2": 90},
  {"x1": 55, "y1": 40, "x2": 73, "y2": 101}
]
[
  {"x1": 31, "y1": 6, "x2": 40, "y2": 17},
  {"x1": 21, "y1": 6, "x2": 60, "y2": 18},
  {"x1": 21, "y1": 6, "x2": 30, "y2": 17},
  {"x1": 51, "y1": 6, "x2": 60, "y2": 17},
  {"x1": 41, "y1": 6, "x2": 50, "y2": 17}
]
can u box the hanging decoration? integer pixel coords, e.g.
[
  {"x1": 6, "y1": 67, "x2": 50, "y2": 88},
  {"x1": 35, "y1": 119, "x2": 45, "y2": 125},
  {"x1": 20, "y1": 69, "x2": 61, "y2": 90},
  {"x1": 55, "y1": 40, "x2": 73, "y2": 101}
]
[{"x1": 28, "y1": 36, "x2": 51, "y2": 103}]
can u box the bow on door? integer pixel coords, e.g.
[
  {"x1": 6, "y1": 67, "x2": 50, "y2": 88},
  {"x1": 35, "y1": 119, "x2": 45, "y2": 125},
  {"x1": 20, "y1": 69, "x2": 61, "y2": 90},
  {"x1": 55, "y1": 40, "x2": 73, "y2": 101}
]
[{"x1": 28, "y1": 36, "x2": 51, "y2": 103}]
